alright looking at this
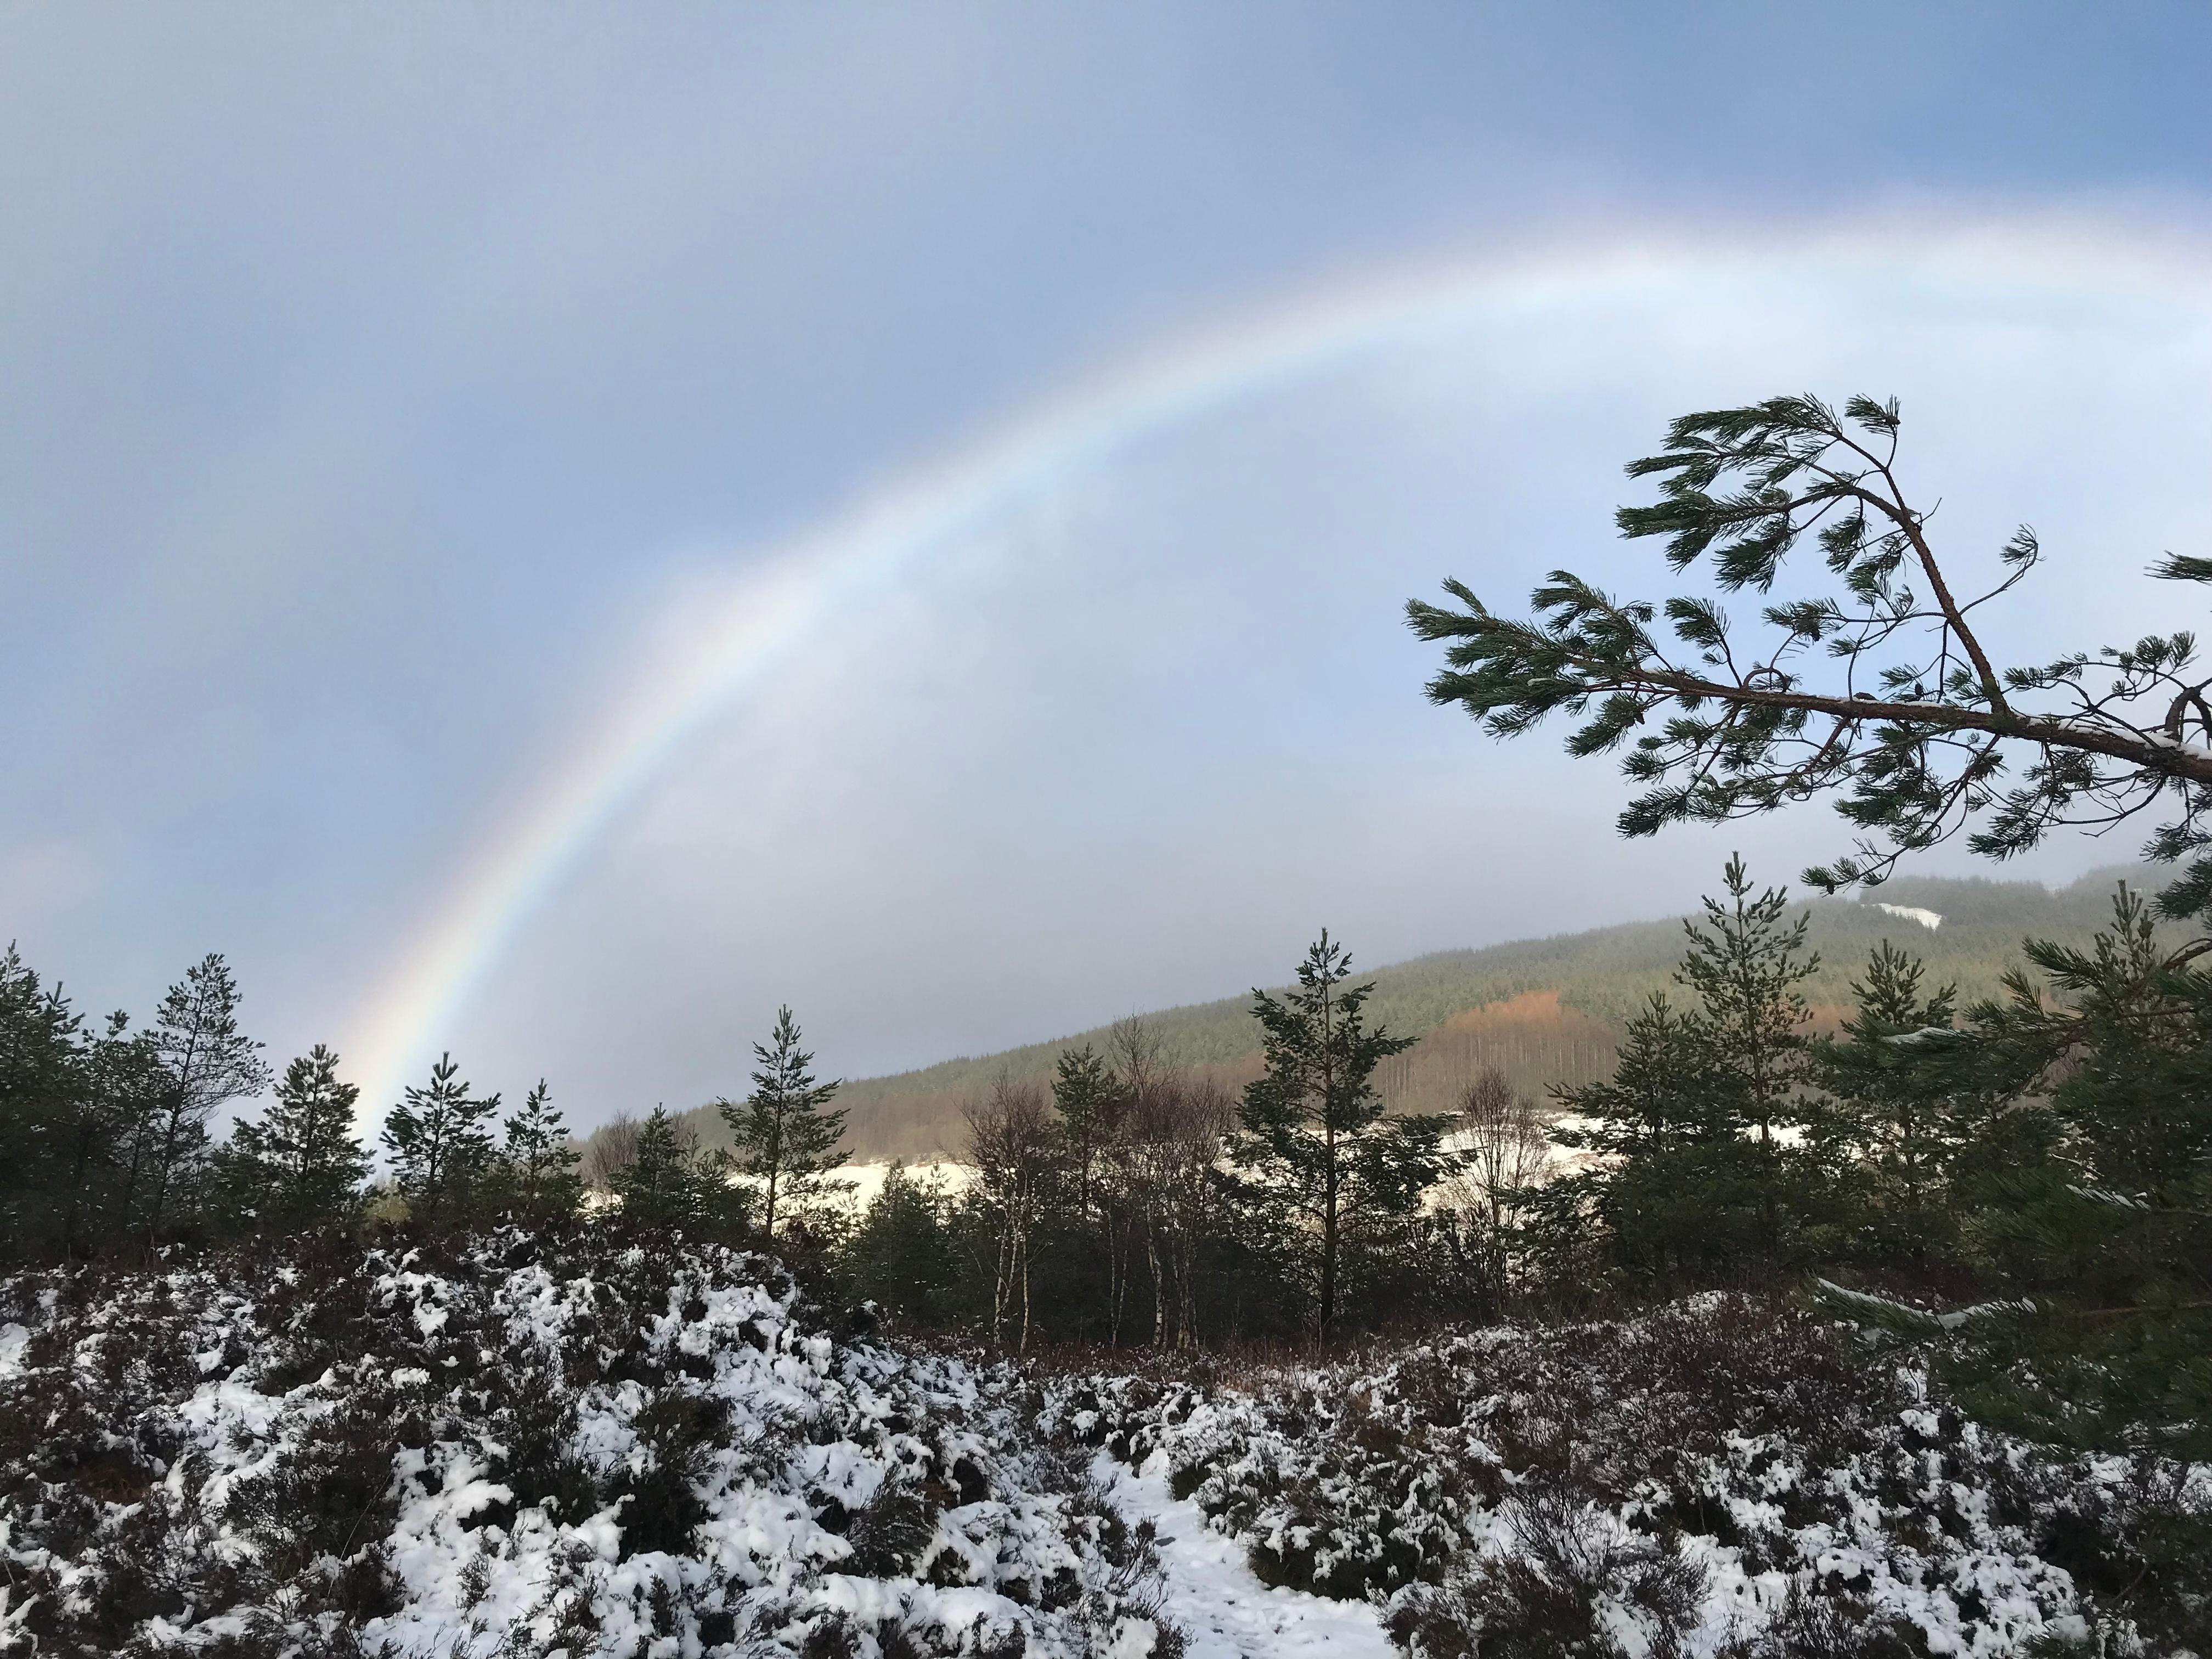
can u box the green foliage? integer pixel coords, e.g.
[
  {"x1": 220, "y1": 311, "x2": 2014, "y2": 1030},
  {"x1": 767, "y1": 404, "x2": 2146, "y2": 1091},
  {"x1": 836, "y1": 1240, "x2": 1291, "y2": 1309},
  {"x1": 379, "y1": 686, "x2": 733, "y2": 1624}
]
[
  {"x1": 1407, "y1": 393, "x2": 2212, "y2": 913},
  {"x1": 381, "y1": 1053, "x2": 499, "y2": 1230},
  {"x1": 1810, "y1": 942, "x2": 1962, "y2": 1267},
  {"x1": 1234, "y1": 932, "x2": 1436, "y2": 1337},
  {"x1": 610, "y1": 1106, "x2": 714, "y2": 1231},
  {"x1": 1553, "y1": 994, "x2": 1763, "y2": 1288},
  {"x1": 1049, "y1": 1042, "x2": 1119, "y2": 1213},
  {"x1": 1553, "y1": 856, "x2": 1835, "y2": 1282},
  {"x1": 720, "y1": 1005, "x2": 848, "y2": 1239},
  {"x1": 481, "y1": 1079, "x2": 584, "y2": 1225},
  {"x1": 139, "y1": 953, "x2": 271, "y2": 1245},
  {"x1": 842, "y1": 1162, "x2": 956, "y2": 1328},
  {"x1": 213, "y1": 1044, "x2": 370, "y2": 1238}
]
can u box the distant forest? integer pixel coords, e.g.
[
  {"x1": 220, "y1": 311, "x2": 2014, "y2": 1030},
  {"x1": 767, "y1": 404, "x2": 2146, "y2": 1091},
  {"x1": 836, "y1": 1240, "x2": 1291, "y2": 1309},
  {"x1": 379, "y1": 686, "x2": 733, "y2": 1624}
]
[{"x1": 640, "y1": 866, "x2": 2166, "y2": 1165}]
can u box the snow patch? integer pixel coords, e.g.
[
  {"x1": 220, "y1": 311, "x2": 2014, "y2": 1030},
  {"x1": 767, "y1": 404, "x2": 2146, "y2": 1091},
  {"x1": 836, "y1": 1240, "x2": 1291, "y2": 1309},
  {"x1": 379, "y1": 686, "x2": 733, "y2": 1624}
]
[
  {"x1": 1103, "y1": 1451, "x2": 1395, "y2": 1659},
  {"x1": 1874, "y1": 902, "x2": 1943, "y2": 930}
]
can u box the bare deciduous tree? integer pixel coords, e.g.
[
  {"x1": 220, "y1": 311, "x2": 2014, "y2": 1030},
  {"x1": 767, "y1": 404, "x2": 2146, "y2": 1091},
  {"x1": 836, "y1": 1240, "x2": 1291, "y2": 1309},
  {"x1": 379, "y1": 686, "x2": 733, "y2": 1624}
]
[
  {"x1": 1438, "y1": 1068, "x2": 1550, "y2": 1315},
  {"x1": 963, "y1": 1072, "x2": 1057, "y2": 1354},
  {"x1": 584, "y1": 1110, "x2": 642, "y2": 1192}
]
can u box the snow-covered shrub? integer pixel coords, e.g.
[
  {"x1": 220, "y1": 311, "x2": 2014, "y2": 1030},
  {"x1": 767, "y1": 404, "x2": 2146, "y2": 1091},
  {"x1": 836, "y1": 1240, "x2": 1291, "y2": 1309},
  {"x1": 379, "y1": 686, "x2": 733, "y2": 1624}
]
[
  {"x1": 0, "y1": 1229, "x2": 1166, "y2": 1658},
  {"x1": 1054, "y1": 1297, "x2": 2212, "y2": 1656}
]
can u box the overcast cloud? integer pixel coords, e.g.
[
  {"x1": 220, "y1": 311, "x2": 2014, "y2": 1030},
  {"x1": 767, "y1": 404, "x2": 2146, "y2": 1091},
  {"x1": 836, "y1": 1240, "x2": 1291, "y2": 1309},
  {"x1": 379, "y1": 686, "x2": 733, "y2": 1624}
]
[{"x1": 4, "y1": 4, "x2": 2211, "y2": 1128}]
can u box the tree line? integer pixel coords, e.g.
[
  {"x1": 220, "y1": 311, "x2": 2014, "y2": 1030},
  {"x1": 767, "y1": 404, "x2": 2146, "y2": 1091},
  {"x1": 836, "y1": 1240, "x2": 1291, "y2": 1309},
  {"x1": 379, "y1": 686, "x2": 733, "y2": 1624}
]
[
  {"x1": 0, "y1": 946, "x2": 850, "y2": 1264},
  {"x1": 9, "y1": 856, "x2": 2205, "y2": 1444}
]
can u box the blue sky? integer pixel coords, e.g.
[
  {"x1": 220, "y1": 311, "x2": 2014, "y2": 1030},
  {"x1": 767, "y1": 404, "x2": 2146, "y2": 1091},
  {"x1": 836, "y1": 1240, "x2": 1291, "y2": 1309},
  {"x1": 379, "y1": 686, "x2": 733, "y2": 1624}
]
[{"x1": 6, "y1": 4, "x2": 2211, "y2": 1125}]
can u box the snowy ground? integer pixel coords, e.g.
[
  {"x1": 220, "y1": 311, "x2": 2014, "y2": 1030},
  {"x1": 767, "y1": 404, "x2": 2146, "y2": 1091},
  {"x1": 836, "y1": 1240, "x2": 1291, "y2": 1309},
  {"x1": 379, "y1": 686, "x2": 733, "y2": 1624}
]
[
  {"x1": 1102, "y1": 1450, "x2": 1395, "y2": 1659},
  {"x1": 1055, "y1": 1302, "x2": 2212, "y2": 1657}
]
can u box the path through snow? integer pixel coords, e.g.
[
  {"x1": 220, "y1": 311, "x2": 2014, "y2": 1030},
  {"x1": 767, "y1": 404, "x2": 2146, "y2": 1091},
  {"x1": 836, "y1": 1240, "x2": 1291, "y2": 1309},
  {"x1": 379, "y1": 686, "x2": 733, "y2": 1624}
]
[{"x1": 1103, "y1": 1452, "x2": 1396, "y2": 1659}]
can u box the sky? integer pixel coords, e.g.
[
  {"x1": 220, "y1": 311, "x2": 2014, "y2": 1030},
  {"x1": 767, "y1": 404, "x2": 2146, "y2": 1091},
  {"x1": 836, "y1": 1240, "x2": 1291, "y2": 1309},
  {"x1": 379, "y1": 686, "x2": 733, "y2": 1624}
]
[{"x1": 5, "y1": 3, "x2": 2212, "y2": 1130}]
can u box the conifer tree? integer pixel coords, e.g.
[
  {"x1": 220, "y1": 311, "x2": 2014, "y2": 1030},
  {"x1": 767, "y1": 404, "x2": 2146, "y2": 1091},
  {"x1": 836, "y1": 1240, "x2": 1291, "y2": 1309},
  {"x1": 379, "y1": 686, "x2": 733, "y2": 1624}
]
[
  {"x1": 483, "y1": 1080, "x2": 583, "y2": 1225},
  {"x1": 0, "y1": 944, "x2": 91, "y2": 1261},
  {"x1": 1674, "y1": 855, "x2": 1820, "y2": 1255},
  {"x1": 1811, "y1": 942, "x2": 1960, "y2": 1267},
  {"x1": 1234, "y1": 932, "x2": 1433, "y2": 1338},
  {"x1": 1842, "y1": 885, "x2": 2212, "y2": 1454},
  {"x1": 137, "y1": 954, "x2": 270, "y2": 1248},
  {"x1": 1050, "y1": 1043, "x2": 1119, "y2": 1219},
  {"x1": 381, "y1": 1053, "x2": 498, "y2": 1229},
  {"x1": 1408, "y1": 394, "x2": 2212, "y2": 917},
  {"x1": 844, "y1": 1161, "x2": 955, "y2": 1328},
  {"x1": 721, "y1": 1006, "x2": 847, "y2": 1239},
  {"x1": 218, "y1": 1044, "x2": 369, "y2": 1235},
  {"x1": 1553, "y1": 994, "x2": 1758, "y2": 1288},
  {"x1": 72, "y1": 1013, "x2": 163, "y2": 1259},
  {"x1": 611, "y1": 1105, "x2": 704, "y2": 1231}
]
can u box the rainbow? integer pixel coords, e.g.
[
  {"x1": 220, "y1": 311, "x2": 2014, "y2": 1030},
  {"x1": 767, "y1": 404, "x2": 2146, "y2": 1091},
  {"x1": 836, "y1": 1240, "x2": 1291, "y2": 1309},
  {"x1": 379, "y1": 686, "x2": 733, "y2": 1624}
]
[{"x1": 342, "y1": 215, "x2": 2212, "y2": 1121}]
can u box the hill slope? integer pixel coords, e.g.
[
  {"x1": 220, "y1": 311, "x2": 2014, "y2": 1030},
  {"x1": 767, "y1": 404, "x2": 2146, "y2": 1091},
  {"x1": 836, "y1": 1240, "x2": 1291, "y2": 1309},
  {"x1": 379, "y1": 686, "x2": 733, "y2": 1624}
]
[{"x1": 686, "y1": 867, "x2": 2168, "y2": 1163}]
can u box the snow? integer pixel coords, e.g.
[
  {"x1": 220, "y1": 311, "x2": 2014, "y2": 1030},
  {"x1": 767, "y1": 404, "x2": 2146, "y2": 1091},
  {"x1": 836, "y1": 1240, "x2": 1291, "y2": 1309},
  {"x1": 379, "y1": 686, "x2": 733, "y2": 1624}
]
[
  {"x1": 1874, "y1": 902, "x2": 1943, "y2": 930},
  {"x1": 0, "y1": 1232, "x2": 1161, "y2": 1657},
  {"x1": 825, "y1": 1160, "x2": 975, "y2": 1210},
  {"x1": 1101, "y1": 1450, "x2": 1396, "y2": 1659},
  {"x1": 10, "y1": 1242, "x2": 2207, "y2": 1656},
  {"x1": 1052, "y1": 1300, "x2": 2210, "y2": 1657}
]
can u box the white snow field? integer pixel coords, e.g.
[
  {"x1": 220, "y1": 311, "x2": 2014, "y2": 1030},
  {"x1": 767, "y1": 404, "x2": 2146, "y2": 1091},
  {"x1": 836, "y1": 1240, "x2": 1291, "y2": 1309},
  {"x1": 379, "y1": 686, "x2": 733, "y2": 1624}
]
[{"x1": 1103, "y1": 1449, "x2": 1396, "y2": 1659}]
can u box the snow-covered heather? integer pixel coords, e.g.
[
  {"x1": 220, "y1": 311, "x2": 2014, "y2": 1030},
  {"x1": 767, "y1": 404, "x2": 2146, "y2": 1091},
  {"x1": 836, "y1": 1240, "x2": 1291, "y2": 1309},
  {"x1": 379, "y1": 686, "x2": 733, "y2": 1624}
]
[
  {"x1": 8, "y1": 1246, "x2": 2208, "y2": 1657},
  {"x1": 1047, "y1": 1300, "x2": 2212, "y2": 1657},
  {"x1": 0, "y1": 1233, "x2": 1165, "y2": 1658}
]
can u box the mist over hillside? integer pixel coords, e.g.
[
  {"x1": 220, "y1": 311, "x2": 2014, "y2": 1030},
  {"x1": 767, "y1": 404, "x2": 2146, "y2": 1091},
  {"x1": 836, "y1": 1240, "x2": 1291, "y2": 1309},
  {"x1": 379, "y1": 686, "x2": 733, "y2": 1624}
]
[{"x1": 657, "y1": 866, "x2": 2169, "y2": 1164}]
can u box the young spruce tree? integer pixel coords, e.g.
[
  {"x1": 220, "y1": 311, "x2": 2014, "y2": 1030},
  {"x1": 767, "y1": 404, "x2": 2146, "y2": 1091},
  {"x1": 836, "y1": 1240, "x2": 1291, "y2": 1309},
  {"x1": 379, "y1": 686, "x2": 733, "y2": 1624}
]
[
  {"x1": 611, "y1": 1106, "x2": 706, "y2": 1231},
  {"x1": 137, "y1": 954, "x2": 271, "y2": 1249},
  {"x1": 382, "y1": 1053, "x2": 498, "y2": 1230},
  {"x1": 721, "y1": 1006, "x2": 846, "y2": 1239},
  {"x1": 1674, "y1": 855, "x2": 1820, "y2": 1257},
  {"x1": 482, "y1": 1080, "x2": 583, "y2": 1225},
  {"x1": 1235, "y1": 932, "x2": 1436, "y2": 1339},
  {"x1": 218, "y1": 1044, "x2": 370, "y2": 1236},
  {"x1": 1810, "y1": 942, "x2": 1960, "y2": 1268}
]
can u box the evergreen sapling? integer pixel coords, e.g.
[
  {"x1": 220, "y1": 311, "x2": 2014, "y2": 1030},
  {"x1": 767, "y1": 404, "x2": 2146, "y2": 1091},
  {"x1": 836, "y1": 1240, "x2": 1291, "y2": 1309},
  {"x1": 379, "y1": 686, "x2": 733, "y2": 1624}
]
[
  {"x1": 381, "y1": 1052, "x2": 498, "y2": 1229},
  {"x1": 721, "y1": 1006, "x2": 847, "y2": 1239}
]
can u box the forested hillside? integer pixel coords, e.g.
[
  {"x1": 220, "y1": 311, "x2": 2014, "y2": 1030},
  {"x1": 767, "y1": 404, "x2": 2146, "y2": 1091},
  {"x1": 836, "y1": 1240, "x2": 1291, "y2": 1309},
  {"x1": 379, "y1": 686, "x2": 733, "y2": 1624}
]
[{"x1": 666, "y1": 867, "x2": 2165, "y2": 1162}]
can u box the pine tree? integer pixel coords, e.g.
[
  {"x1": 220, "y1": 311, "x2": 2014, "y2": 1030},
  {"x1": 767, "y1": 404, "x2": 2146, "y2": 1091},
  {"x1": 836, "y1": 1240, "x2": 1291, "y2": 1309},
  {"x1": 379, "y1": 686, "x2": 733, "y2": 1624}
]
[
  {"x1": 218, "y1": 1045, "x2": 370, "y2": 1236},
  {"x1": 1673, "y1": 855, "x2": 1819, "y2": 1257},
  {"x1": 843, "y1": 1161, "x2": 955, "y2": 1328},
  {"x1": 136, "y1": 954, "x2": 271, "y2": 1249},
  {"x1": 381, "y1": 1053, "x2": 498, "y2": 1229},
  {"x1": 1811, "y1": 942, "x2": 1960, "y2": 1268},
  {"x1": 720, "y1": 1006, "x2": 847, "y2": 1239},
  {"x1": 1408, "y1": 394, "x2": 2212, "y2": 920},
  {"x1": 1050, "y1": 1043, "x2": 1119, "y2": 1220},
  {"x1": 610, "y1": 1106, "x2": 704, "y2": 1231},
  {"x1": 1554, "y1": 991, "x2": 1767, "y2": 1288},
  {"x1": 1842, "y1": 885, "x2": 2212, "y2": 1455},
  {"x1": 1234, "y1": 932, "x2": 1431, "y2": 1339},
  {"x1": 482, "y1": 1080, "x2": 583, "y2": 1225},
  {"x1": 0, "y1": 944, "x2": 91, "y2": 1262}
]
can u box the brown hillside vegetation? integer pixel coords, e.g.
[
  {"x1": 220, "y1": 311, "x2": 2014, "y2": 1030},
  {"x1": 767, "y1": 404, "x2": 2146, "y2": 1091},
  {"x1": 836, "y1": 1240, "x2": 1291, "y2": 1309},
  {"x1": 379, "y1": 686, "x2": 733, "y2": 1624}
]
[
  {"x1": 1373, "y1": 990, "x2": 1619, "y2": 1115},
  {"x1": 640, "y1": 866, "x2": 2171, "y2": 1164}
]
